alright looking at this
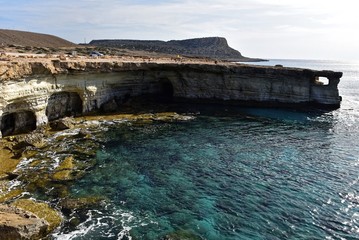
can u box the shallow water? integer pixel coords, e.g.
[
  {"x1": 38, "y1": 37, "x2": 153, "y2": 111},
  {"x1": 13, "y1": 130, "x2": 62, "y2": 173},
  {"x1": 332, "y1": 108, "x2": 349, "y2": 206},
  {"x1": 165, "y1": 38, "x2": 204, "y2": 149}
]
[{"x1": 52, "y1": 59, "x2": 359, "y2": 239}]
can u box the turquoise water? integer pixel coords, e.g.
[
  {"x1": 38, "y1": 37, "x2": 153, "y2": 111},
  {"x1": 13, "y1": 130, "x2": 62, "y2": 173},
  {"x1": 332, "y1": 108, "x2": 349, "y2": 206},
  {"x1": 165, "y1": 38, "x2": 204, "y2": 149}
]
[{"x1": 53, "y1": 60, "x2": 359, "y2": 240}]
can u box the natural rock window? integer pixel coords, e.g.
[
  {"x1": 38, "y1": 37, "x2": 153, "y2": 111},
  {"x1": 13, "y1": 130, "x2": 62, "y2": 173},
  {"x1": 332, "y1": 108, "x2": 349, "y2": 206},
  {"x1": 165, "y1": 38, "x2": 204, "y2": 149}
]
[{"x1": 315, "y1": 76, "x2": 330, "y2": 86}]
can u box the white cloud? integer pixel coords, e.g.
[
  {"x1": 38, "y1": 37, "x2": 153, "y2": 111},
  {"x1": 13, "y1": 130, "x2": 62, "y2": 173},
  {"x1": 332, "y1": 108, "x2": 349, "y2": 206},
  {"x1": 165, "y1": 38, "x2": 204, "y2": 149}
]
[{"x1": 1, "y1": 0, "x2": 359, "y2": 60}]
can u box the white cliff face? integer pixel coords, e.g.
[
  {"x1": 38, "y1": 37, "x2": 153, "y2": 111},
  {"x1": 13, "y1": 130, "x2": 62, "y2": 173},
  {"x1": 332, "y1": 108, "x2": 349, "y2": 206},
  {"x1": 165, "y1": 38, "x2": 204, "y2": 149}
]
[{"x1": 0, "y1": 59, "x2": 342, "y2": 137}]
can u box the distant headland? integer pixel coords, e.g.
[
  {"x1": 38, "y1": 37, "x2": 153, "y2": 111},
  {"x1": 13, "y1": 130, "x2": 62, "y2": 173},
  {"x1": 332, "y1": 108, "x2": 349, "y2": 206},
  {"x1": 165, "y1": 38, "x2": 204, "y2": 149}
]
[{"x1": 89, "y1": 37, "x2": 265, "y2": 62}]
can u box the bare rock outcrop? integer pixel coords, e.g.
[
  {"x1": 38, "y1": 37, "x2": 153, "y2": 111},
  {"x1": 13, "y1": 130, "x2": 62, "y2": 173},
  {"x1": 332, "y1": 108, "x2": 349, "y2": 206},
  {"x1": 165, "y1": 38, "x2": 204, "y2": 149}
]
[{"x1": 0, "y1": 204, "x2": 49, "y2": 240}]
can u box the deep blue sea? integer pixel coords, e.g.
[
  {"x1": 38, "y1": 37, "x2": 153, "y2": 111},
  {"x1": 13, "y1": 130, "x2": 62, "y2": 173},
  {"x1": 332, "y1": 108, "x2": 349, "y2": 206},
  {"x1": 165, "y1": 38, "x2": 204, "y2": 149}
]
[{"x1": 53, "y1": 59, "x2": 359, "y2": 240}]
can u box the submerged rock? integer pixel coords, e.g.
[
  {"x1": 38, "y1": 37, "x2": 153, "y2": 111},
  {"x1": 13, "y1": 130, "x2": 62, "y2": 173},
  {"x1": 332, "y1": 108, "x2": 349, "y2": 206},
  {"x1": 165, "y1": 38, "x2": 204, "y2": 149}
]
[
  {"x1": 0, "y1": 204, "x2": 49, "y2": 240},
  {"x1": 161, "y1": 230, "x2": 202, "y2": 240},
  {"x1": 60, "y1": 196, "x2": 105, "y2": 212},
  {"x1": 58, "y1": 196, "x2": 105, "y2": 230}
]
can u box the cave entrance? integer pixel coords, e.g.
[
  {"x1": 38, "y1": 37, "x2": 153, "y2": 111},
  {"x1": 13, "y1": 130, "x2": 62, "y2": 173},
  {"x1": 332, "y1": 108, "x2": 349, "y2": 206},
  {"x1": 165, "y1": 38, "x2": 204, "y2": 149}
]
[
  {"x1": 46, "y1": 92, "x2": 83, "y2": 121},
  {"x1": 1, "y1": 111, "x2": 37, "y2": 137},
  {"x1": 158, "y1": 79, "x2": 174, "y2": 102}
]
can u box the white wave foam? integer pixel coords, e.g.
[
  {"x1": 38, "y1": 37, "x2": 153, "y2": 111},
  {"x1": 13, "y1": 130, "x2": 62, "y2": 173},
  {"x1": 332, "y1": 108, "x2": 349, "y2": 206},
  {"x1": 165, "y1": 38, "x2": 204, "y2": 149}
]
[
  {"x1": 52, "y1": 128, "x2": 81, "y2": 139},
  {"x1": 51, "y1": 205, "x2": 148, "y2": 240},
  {"x1": 14, "y1": 157, "x2": 35, "y2": 171},
  {"x1": 8, "y1": 179, "x2": 22, "y2": 190}
]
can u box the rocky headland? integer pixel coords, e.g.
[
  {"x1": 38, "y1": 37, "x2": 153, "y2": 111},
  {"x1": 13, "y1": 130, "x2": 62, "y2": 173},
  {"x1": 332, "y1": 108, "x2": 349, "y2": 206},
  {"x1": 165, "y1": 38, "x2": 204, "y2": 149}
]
[{"x1": 89, "y1": 37, "x2": 264, "y2": 62}]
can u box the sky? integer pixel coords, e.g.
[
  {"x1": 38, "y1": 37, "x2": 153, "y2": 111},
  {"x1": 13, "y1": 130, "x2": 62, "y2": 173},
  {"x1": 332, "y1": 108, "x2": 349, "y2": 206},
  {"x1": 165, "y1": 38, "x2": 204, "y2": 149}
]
[{"x1": 1, "y1": 0, "x2": 359, "y2": 61}]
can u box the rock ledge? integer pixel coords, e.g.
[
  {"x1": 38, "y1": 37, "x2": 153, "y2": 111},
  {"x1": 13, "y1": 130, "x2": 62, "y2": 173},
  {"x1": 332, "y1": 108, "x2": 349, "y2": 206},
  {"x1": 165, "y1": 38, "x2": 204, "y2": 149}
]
[{"x1": 0, "y1": 204, "x2": 49, "y2": 240}]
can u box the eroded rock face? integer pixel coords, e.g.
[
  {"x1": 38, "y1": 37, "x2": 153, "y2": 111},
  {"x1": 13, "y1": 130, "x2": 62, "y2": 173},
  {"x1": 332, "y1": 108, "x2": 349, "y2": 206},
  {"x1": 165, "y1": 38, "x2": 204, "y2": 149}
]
[
  {"x1": 1, "y1": 111, "x2": 36, "y2": 137},
  {"x1": 0, "y1": 59, "x2": 342, "y2": 137},
  {"x1": 46, "y1": 92, "x2": 83, "y2": 121},
  {"x1": 0, "y1": 204, "x2": 49, "y2": 240}
]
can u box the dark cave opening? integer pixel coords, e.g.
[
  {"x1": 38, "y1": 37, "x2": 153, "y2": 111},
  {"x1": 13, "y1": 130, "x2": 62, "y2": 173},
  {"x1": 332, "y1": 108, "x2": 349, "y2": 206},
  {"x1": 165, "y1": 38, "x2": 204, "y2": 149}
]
[
  {"x1": 46, "y1": 92, "x2": 83, "y2": 121},
  {"x1": 1, "y1": 111, "x2": 37, "y2": 136},
  {"x1": 158, "y1": 79, "x2": 174, "y2": 101}
]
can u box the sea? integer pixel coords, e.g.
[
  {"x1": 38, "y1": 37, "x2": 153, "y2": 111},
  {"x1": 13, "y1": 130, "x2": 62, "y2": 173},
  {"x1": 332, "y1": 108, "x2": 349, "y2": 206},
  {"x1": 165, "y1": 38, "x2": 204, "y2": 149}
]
[{"x1": 51, "y1": 59, "x2": 359, "y2": 240}]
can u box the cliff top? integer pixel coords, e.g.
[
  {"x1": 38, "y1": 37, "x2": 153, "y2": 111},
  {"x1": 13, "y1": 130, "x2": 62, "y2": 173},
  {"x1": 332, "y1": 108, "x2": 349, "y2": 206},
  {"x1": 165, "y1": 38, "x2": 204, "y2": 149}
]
[
  {"x1": 0, "y1": 53, "x2": 342, "y2": 82},
  {"x1": 0, "y1": 29, "x2": 77, "y2": 48},
  {"x1": 89, "y1": 37, "x2": 264, "y2": 62}
]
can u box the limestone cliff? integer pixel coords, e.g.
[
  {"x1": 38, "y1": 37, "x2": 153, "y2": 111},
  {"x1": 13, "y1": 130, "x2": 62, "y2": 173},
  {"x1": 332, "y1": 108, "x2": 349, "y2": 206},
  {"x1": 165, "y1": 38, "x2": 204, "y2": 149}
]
[{"x1": 0, "y1": 58, "x2": 342, "y2": 137}]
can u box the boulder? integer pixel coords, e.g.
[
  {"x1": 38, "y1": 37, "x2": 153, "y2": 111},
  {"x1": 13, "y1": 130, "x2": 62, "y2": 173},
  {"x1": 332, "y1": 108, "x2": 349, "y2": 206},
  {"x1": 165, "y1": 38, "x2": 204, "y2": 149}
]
[
  {"x1": 49, "y1": 117, "x2": 75, "y2": 131},
  {"x1": 0, "y1": 204, "x2": 49, "y2": 240}
]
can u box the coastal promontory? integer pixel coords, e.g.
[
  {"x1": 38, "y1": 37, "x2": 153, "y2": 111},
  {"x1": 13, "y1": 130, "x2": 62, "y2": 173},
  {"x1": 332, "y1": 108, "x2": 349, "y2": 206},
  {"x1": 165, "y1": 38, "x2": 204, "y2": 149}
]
[{"x1": 0, "y1": 54, "x2": 342, "y2": 138}]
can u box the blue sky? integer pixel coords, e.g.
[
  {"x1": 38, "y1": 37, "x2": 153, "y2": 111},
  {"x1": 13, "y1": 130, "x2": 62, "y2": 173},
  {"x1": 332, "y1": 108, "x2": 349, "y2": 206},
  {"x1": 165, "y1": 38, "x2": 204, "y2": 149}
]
[{"x1": 1, "y1": 0, "x2": 358, "y2": 61}]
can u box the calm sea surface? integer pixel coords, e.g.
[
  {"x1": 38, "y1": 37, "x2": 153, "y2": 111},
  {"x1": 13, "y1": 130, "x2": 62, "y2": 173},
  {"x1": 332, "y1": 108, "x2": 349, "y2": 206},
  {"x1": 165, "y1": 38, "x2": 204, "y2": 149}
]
[{"x1": 52, "y1": 59, "x2": 359, "y2": 239}]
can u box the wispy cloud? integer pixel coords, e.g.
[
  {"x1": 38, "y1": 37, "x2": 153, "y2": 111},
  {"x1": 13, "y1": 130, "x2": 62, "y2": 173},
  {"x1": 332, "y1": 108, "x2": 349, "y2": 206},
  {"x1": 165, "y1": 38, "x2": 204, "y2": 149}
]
[{"x1": 0, "y1": 0, "x2": 358, "y2": 60}]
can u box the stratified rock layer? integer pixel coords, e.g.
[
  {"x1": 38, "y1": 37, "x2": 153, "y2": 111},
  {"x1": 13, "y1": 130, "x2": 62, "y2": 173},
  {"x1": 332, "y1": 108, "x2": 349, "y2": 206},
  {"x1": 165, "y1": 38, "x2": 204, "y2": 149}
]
[{"x1": 0, "y1": 58, "x2": 342, "y2": 137}]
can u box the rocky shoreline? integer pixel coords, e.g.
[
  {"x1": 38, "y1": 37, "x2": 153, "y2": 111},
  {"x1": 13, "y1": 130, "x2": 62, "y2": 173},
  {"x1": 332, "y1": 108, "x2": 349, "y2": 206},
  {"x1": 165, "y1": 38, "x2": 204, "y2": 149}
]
[{"x1": 0, "y1": 111, "x2": 196, "y2": 239}]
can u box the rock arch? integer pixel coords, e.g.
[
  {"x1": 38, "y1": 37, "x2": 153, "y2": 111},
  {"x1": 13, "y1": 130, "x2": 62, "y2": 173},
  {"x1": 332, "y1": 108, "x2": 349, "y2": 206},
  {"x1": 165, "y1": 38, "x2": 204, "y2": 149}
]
[
  {"x1": 46, "y1": 92, "x2": 83, "y2": 121},
  {"x1": 1, "y1": 111, "x2": 37, "y2": 137}
]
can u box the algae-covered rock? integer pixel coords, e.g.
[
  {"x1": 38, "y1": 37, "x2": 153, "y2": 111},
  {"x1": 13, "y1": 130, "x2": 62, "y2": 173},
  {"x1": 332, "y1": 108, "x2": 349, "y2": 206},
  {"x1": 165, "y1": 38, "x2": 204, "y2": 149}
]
[
  {"x1": 76, "y1": 128, "x2": 92, "y2": 138},
  {"x1": 11, "y1": 199, "x2": 62, "y2": 233},
  {"x1": 0, "y1": 204, "x2": 49, "y2": 240},
  {"x1": 22, "y1": 149, "x2": 39, "y2": 159},
  {"x1": 0, "y1": 189, "x2": 23, "y2": 203},
  {"x1": 52, "y1": 155, "x2": 75, "y2": 181},
  {"x1": 0, "y1": 148, "x2": 20, "y2": 179}
]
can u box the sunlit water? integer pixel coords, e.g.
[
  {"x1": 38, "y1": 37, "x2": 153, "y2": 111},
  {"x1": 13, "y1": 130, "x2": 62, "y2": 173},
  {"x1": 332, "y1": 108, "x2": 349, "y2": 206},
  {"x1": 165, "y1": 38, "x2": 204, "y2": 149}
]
[{"x1": 52, "y1": 59, "x2": 359, "y2": 240}]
